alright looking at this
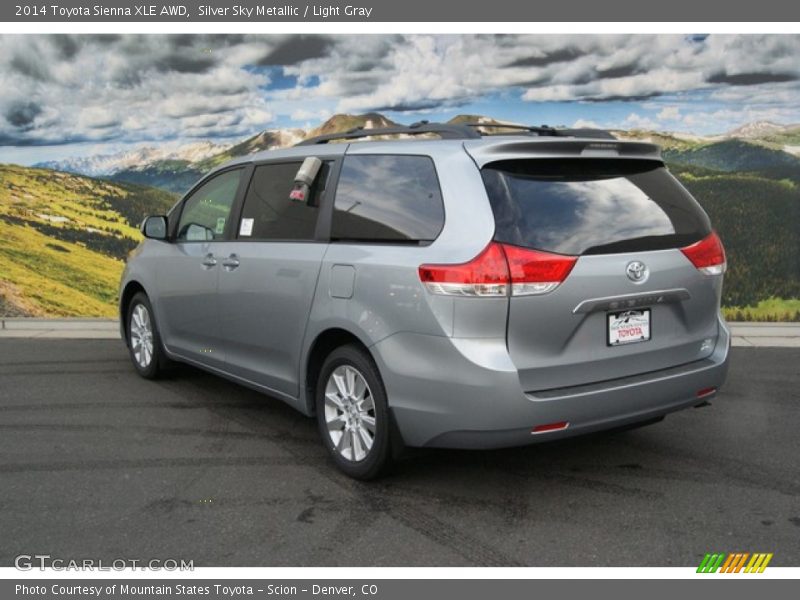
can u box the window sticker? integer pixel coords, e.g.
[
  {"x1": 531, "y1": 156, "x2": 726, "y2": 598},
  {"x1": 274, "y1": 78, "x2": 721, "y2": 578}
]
[
  {"x1": 239, "y1": 218, "x2": 254, "y2": 237},
  {"x1": 215, "y1": 217, "x2": 226, "y2": 235}
]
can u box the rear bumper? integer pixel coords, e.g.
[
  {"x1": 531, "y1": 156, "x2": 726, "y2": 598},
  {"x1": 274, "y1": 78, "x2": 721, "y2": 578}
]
[{"x1": 372, "y1": 317, "x2": 731, "y2": 449}]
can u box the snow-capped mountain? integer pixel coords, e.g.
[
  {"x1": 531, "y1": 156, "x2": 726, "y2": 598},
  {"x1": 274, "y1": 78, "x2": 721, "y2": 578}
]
[
  {"x1": 36, "y1": 141, "x2": 232, "y2": 177},
  {"x1": 35, "y1": 115, "x2": 401, "y2": 180},
  {"x1": 198, "y1": 128, "x2": 307, "y2": 169},
  {"x1": 725, "y1": 121, "x2": 788, "y2": 139},
  {"x1": 33, "y1": 114, "x2": 800, "y2": 194}
]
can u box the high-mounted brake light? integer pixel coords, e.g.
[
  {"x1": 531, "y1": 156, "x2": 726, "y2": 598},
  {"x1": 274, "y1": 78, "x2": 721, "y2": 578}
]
[
  {"x1": 419, "y1": 242, "x2": 577, "y2": 297},
  {"x1": 681, "y1": 231, "x2": 726, "y2": 276}
]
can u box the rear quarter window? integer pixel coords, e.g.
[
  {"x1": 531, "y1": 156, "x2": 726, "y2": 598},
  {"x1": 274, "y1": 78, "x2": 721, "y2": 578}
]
[
  {"x1": 238, "y1": 161, "x2": 329, "y2": 241},
  {"x1": 482, "y1": 159, "x2": 711, "y2": 255},
  {"x1": 332, "y1": 155, "x2": 444, "y2": 243}
]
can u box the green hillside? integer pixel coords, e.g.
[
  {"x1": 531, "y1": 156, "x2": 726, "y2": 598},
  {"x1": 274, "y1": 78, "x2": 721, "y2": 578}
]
[
  {"x1": 0, "y1": 165, "x2": 175, "y2": 316},
  {"x1": 670, "y1": 164, "x2": 800, "y2": 319},
  {"x1": 665, "y1": 139, "x2": 800, "y2": 175},
  {"x1": 759, "y1": 126, "x2": 800, "y2": 146},
  {"x1": 111, "y1": 159, "x2": 204, "y2": 194}
]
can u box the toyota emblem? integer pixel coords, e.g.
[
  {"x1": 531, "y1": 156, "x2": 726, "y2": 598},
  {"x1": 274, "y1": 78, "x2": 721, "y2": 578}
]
[{"x1": 626, "y1": 261, "x2": 648, "y2": 283}]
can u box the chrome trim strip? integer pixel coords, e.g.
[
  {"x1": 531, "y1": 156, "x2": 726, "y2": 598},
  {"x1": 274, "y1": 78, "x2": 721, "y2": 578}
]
[{"x1": 572, "y1": 288, "x2": 691, "y2": 314}]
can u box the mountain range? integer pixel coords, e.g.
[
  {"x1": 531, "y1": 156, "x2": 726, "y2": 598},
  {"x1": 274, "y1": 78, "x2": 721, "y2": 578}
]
[
  {"x1": 36, "y1": 115, "x2": 800, "y2": 193},
  {"x1": 615, "y1": 122, "x2": 800, "y2": 179},
  {"x1": 37, "y1": 140, "x2": 232, "y2": 178},
  {"x1": 35, "y1": 114, "x2": 398, "y2": 192},
  {"x1": 3, "y1": 112, "x2": 799, "y2": 319}
]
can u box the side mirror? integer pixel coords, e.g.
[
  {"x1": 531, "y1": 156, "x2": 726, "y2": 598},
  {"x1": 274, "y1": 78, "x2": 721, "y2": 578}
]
[{"x1": 141, "y1": 215, "x2": 168, "y2": 240}]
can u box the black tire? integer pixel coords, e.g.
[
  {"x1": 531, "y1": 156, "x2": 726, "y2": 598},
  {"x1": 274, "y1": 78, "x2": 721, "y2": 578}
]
[
  {"x1": 315, "y1": 344, "x2": 392, "y2": 480},
  {"x1": 126, "y1": 292, "x2": 169, "y2": 380}
]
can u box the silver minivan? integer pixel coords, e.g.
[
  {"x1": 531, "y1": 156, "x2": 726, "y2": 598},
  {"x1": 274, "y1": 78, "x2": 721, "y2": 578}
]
[{"x1": 120, "y1": 122, "x2": 730, "y2": 479}]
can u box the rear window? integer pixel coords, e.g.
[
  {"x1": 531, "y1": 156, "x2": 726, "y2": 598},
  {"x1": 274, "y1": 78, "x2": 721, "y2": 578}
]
[
  {"x1": 482, "y1": 159, "x2": 711, "y2": 255},
  {"x1": 332, "y1": 155, "x2": 444, "y2": 243}
]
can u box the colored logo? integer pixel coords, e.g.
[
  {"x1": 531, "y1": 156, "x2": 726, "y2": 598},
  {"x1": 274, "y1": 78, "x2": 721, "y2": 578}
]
[{"x1": 697, "y1": 553, "x2": 773, "y2": 573}]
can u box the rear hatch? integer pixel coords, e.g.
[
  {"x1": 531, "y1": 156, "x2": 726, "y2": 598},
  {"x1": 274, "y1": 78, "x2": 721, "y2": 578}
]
[{"x1": 479, "y1": 156, "x2": 725, "y2": 392}]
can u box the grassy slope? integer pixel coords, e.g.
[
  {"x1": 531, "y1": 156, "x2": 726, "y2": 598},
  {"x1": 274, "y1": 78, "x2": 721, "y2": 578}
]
[
  {"x1": 111, "y1": 161, "x2": 204, "y2": 195},
  {"x1": 670, "y1": 165, "x2": 800, "y2": 321},
  {"x1": 760, "y1": 126, "x2": 800, "y2": 146},
  {"x1": 0, "y1": 165, "x2": 175, "y2": 316},
  {"x1": 665, "y1": 139, "x2": 800, "y2": 174}
]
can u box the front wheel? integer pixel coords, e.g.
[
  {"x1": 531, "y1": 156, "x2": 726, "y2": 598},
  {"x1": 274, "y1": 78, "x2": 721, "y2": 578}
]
[
  {"x1": 316, "y1": 345, "x2": 392, "y2": 480},
  {"x1": 126, "y1": 292, "x2": 168, "y2": 379}
]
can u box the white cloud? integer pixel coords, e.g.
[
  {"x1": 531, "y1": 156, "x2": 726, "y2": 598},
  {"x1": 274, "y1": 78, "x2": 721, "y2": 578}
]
[
  {"x1": 290, "y1": 108, "x2": 332, "y2": 122},
  {"x1": 0, "y1": 35, "x2": 281, "y2": 145},
  {"x1": 3, "y1": 34, "x2": 800, "y2": 147},
  {"x1": 657, "y1": 106, "x2": 681, "y2": 121},
  {"x1": 624, "y1": 113, "x2": 660, "y2": 130}
]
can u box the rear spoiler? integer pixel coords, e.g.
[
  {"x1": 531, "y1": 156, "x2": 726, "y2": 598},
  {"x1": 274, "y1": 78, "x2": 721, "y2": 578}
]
[{"x1": 464, "y1": 138, "x2": 662, "y2": 167}]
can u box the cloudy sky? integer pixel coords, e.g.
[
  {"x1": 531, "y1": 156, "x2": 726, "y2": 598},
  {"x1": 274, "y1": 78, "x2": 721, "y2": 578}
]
[{"x1": 2, "y1": 34, "x2": 800, "y2": 164}]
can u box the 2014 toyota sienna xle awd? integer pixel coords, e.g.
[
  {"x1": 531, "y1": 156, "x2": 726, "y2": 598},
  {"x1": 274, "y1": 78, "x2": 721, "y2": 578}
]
[{"x1": 120, "y1": 121, "x2": 731, "y2": 479}]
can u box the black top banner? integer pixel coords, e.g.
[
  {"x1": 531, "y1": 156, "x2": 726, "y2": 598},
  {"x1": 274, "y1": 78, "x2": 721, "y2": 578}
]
[{"x1": 3, "y1": 0, "x2": 800, "y2": 22}]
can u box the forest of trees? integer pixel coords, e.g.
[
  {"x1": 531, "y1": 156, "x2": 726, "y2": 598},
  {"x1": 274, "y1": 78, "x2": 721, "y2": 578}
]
[{"x1": 670, "y1": 164, "x2": 800, "y2": 309}]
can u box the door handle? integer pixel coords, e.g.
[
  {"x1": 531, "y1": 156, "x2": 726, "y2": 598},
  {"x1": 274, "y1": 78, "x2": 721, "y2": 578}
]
[
  {"x1": 222, "y1": 254, "x2": 240, "y2": 271},
  {"x1": 201, "y1": 253, "x2": 217, "y2": 268}
]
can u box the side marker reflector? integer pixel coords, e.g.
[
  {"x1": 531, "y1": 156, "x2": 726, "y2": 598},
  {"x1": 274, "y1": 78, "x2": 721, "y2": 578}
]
[{"x1": 531, "y1": 421, "x2": 569, "y2": 434}]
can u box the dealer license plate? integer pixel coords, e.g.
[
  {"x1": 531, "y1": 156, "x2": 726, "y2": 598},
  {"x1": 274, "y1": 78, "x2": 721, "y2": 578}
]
[{"x1": 607, "y1": 309, "x2": 651, "y2": 346}]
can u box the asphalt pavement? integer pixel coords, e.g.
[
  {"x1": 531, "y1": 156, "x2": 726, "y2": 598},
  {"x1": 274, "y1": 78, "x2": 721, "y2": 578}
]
[{"x1": 1, "y1": 339, "x2": 798, "y2": 567}]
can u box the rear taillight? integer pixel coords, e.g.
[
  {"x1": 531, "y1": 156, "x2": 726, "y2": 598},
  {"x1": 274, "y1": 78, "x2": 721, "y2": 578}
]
[
  {"x1": 502, "y1": 244, "x2": 577, "y2": 296},
  {"x1": 419, "y1": 242, "x2": 576, "y2": 297},
  {"x1": 681, "y1": 231, "x2": 726, "y2": 275},
  {"x1": 418, "y1": 242, "x2": 509, "y2": 297}
]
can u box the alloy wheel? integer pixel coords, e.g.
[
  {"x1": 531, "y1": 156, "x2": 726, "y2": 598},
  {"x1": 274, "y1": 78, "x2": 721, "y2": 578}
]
[
  {"x1": 129, "y1": 304, "x2": 154, "y2": 369},
  {"x1": 323, "y1": 365, "x2": 376, "y2": 462}
]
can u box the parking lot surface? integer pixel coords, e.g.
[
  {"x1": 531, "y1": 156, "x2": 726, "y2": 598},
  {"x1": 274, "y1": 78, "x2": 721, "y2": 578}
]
[{"x1": 1, "y1": 340, "x2": 798, "y2": 566}]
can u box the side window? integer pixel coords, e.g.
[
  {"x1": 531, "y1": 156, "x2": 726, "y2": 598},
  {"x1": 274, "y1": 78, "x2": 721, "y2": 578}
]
[
  {"x1": 177, "y1": 169, "x2": 242, "y2": 242},
  {"x1": 332, "y1": 155, "x2": 445, "y2": 242},
  {"x1": 237, "y1": 161, "x2": 328, "y2": 241}
]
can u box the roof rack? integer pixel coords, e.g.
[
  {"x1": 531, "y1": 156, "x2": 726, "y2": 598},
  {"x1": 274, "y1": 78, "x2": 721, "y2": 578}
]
[
  {"x1": 295, "y1": 120, "x2": 481, "y2": 145},
  {"x1": 294, "y1": 120, "x2": 617, "y2": 146},
  {"x1": 460, "y1": 122, "x2": 617, "y2": 140}
]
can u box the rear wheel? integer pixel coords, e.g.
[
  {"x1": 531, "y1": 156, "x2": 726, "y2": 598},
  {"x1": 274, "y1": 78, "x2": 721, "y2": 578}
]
[
  {"x1": 126, "y1": 292, "x2": 168, "y2": 379},
  {"x1": 316, "y1": 345, "x2": 392, "y2": 479}
]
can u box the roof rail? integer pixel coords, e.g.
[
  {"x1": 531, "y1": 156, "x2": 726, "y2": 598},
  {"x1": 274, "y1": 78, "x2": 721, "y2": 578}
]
[
  {"x1": 294, "y1": 120, "x2": 618, "y2": 146},
  {"x1": 295, "y1": 120, "x2": 481, "y2": 145},
  {"x1": 460, "y1": 122, "x2": 617, "y2": 140}
]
